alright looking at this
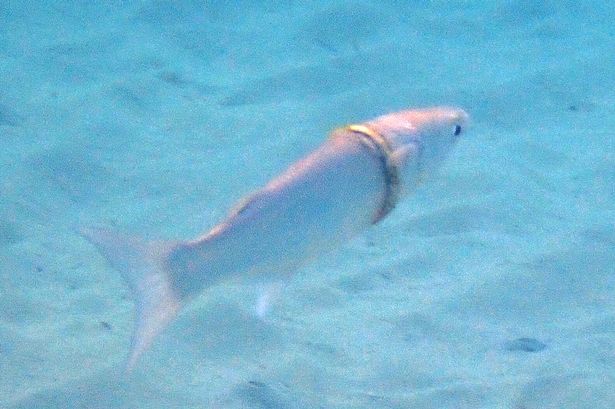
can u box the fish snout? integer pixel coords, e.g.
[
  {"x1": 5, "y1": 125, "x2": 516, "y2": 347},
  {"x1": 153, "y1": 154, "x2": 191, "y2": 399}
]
[{"x1": 450, "y1": 108, "x2": 470, "y2": 138}]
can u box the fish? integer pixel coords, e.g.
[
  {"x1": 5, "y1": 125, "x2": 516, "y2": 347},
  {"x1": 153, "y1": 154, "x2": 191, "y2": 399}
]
[{"x1": 82, "y1": 106, "x2": 469, "y2": 370}]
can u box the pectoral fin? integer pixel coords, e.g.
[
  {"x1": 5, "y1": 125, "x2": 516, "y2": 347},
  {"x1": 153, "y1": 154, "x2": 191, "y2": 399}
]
[{"x1": 255, "y1": 282, "x2": 285, "y2": 319}]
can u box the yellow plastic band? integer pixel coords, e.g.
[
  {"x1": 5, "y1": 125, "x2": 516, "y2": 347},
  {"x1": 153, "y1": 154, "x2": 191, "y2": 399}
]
[
  {"x1": 345, "y1": 124, "x2": 383, "y2": 144},
  {"x1": 335, "y1": 124, "x2": 400, "y2": 224}
]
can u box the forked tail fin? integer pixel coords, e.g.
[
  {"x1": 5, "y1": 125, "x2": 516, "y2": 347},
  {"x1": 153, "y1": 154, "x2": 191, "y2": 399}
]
[{"x1": 81, "y1": 227, "x2": 182, "y2": 371}]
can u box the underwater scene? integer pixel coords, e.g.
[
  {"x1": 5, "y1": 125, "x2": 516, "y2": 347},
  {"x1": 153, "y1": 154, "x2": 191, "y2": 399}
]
[{"x1": 1, "y1": 1, "x2": 614, "y2": 408}]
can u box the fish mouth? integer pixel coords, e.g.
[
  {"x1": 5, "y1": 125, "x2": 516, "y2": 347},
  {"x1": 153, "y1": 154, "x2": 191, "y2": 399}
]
[{"x1": 453, "y1": 109, "x2": 470, "y2": 133}]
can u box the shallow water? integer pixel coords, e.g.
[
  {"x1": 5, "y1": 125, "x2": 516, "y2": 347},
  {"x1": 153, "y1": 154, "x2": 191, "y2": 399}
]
[{"x1": 1, "y1": 1, "x2": 614, "y2": 408}]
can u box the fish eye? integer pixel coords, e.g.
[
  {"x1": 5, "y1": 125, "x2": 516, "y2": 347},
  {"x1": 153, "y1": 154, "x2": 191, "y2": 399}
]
[{"x1": 454, "y1": 124, "x2": 462, "y2": 136}]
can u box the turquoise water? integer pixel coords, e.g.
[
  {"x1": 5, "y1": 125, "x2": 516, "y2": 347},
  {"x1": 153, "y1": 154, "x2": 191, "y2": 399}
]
[{"x1": 1, "y1": 1, "x2": 614, "y2": 408}]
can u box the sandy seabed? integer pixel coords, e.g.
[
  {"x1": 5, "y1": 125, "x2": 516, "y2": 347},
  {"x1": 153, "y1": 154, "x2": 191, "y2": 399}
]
[{"x1": 1, "y1": 1, "x2": 614, "y2": 408}]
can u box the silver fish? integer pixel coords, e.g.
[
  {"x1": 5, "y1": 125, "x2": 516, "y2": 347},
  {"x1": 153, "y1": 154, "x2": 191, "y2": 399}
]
[{"x1": 83, "y1": 106, "x2": 469, "y2": 370}]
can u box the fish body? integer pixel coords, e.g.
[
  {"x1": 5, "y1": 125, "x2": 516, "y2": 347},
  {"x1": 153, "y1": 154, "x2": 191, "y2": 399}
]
[{"x1": 83, "y1": 107, "x2": 469, "y2": 369}]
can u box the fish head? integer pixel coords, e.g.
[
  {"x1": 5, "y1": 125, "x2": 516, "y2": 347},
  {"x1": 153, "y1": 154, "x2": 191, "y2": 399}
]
[{"x1": 368, "y1": 106, "x2": 469, "y2": 191}]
